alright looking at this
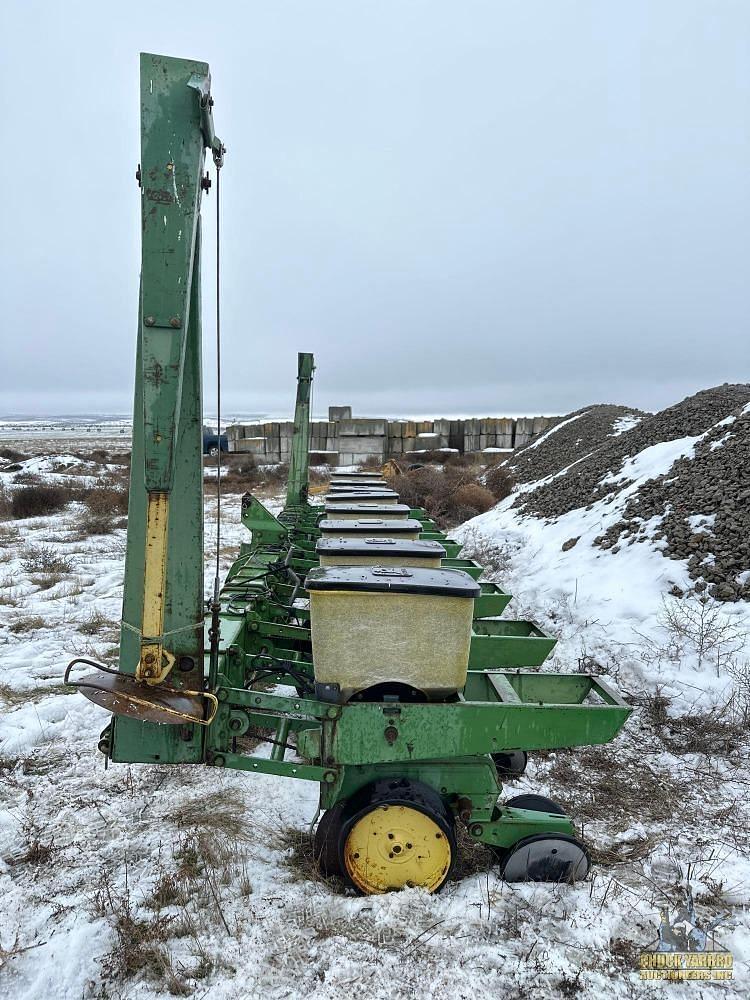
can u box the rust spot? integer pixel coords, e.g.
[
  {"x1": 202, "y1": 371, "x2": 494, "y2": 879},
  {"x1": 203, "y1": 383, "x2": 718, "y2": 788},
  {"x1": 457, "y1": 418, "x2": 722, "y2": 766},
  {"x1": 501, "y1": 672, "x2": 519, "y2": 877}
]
[{"x1": 145, "y1": 187, "x2": 174, "y2": 205}]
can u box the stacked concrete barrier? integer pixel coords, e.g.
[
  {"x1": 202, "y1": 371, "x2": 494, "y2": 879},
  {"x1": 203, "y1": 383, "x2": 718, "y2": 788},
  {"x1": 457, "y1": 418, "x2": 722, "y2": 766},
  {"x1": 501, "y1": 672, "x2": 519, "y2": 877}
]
[{"x1": 227, "y1": 411, "x2": 555, "y2": 464}]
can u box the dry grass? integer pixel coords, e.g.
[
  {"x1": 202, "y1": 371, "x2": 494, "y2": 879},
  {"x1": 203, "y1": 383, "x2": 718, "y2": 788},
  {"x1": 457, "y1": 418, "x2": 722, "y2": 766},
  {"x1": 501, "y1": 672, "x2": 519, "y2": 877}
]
[
  {"x1": 7, "y1": 615, "x2": 45, "y2": 634},
  {"x1": 0, "y1": 522, "x2": 19, "y2": 544},
  {"x1": 78, "y1": 609, "x2": 117, "y2": 636},
  {"x1": 94, "y1": 868, "x2": 192, "y2": 994},
  {"x1": 169, "y1": 790, "x2": 253, "y2": 843},
  {"x1": 541, "y1": 735, "x2": 694, "y2": 830},
  {"x1": 639, "y1": 690, "x2": 748, "y2": 758},
  {"x1": 21, "y1": 544, "x2": 75, "y2": 575}
]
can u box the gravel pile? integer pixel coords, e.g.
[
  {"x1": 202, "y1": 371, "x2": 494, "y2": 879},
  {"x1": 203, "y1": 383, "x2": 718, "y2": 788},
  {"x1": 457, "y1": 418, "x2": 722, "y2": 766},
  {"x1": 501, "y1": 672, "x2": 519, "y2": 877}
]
[
  {"x1": 516, "y1": 384, "x2": 750, "y2": 520},
  {"x1": 509, "y1": 404, "x2": 645, "y2": 484},
  {"x1": 594, "y1": 401, "x2": 750, "y2": 601},
  {"x1": 512, "y1": 384, "x2": 750, "y2": 603}
]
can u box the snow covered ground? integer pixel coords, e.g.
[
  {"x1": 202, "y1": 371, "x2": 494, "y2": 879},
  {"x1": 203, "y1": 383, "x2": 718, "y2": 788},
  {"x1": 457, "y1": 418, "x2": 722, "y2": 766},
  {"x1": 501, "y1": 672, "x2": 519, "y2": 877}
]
[{"x1": 0, "y1": 439, "x2": 748, "y2": 998}]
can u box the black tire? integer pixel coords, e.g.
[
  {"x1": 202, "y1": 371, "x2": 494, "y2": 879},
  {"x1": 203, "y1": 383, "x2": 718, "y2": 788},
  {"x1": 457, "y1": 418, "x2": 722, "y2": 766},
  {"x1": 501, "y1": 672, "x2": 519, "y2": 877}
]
[
  {"x1": 338, "y1": 778, "x2": 456, "y2": 894},
  {"x1": 491, "y1": 750, "x2": 528, "y2": 779},
  {"x1": 313, "y1": 803, "x2": 346, "y2": 877},
  {"x1": 207, "y1": 445, "x2": 219, "y2": 457},
  {"x1": 504, "y1": 793, "x2": 566, "y2": 815},
  {"x1": 501, "y1": 833, "x2": 591, "y2": 883}
]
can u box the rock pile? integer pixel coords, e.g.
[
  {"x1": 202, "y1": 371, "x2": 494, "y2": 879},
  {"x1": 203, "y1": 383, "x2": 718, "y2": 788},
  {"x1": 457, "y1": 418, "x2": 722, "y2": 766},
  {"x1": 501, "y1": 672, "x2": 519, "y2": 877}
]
[
  {"x1": 594, "y1": 402, "x2": 750, "y2": 601},
  {"x1": 508, "y1": 404, "x2": 644, "y2": 484},
  {"x1": 516, "y1": 385, "x2": 750, "y2": 521},
  {"x1": 511, "y1": 384, "x2": 750, "y2": 602}
]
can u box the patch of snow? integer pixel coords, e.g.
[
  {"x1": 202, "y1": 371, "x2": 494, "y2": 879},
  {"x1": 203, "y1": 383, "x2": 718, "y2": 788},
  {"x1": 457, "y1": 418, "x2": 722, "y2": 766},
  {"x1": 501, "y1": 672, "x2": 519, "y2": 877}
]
[
  {"x1": 610, "y1": 414, "x2": 642, "y2": 436},
  {"x1": 600, "y1": 436, "x2": 701, "y2": 489},
  {"x1": 687, "y1": 513, "x2": 716, "y2": 533}
]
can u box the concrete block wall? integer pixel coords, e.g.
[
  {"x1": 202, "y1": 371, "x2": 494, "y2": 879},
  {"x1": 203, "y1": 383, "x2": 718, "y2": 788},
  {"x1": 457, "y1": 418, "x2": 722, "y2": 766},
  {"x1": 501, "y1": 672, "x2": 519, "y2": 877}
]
[{"x1": 228, "y1": 413, "x2": 554, "y2": 464}]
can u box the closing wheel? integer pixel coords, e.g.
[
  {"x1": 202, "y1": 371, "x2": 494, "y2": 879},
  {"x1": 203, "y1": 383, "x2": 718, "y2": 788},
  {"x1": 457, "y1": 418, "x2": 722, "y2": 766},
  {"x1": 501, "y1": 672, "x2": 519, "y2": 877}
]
[
  {"x1": 492, "y1": 750, "x2": 528, "y2": 779},
  {"x1": 505, "y1": 793, "x2": 565, "y2": 815},
  {"x1": 339, "y1": 779, "x2": 456, "y2": 894},
  {"x1": 501, "y1": 833, "x2": 591, "y2": 883},
  {"x1": 313, "y1": 803, "x2": 346, "y2": 878}
]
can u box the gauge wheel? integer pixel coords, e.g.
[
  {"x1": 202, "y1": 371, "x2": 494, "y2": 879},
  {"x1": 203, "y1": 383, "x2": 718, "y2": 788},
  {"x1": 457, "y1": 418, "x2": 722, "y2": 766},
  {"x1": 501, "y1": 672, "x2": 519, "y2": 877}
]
[
  {"x1": 338, "y1": 778, "x2": 456, "y2": 895},
  {"x1": 504, "y1": 793, "x2": 566, "y2": 815},
  {"x1": 313, "y1": 802, "x2": 346, "y2": 877},
  {"x1": 491, "y1": 750, "x2": 528, "y2": 779},
  {"x1": 501, "y1": 833, "x2": 591, "y2": 883}
]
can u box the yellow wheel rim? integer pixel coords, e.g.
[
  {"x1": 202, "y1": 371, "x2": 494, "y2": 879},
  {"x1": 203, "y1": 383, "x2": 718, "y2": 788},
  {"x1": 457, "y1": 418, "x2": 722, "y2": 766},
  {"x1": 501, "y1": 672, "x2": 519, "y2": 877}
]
[{"x1": 343, "y1": 803, "x2": 452, "y2": 894}]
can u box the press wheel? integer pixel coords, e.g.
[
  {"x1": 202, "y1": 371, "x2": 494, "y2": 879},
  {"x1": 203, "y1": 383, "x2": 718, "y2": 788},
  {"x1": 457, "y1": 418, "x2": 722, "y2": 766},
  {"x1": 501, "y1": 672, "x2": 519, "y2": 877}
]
[
  {"x1": 313, "y1": 803, "x2": 346, "y2": 878},
  {"x1": 338, "y1": 779, "x2": 455, "y2": 895},
  {"x1": 491, "y1": 750, "x2": 528, "y2": 779},
  {"x1": 501, "y1": 833, "x2": 590, "y2": 883}
]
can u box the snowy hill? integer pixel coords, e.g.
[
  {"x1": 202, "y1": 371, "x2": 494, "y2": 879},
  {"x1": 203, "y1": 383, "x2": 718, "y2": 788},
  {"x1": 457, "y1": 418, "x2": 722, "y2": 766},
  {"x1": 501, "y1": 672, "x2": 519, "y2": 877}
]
[{"x1": 1, "y1": 414, "x2": 749, "y2": 998}]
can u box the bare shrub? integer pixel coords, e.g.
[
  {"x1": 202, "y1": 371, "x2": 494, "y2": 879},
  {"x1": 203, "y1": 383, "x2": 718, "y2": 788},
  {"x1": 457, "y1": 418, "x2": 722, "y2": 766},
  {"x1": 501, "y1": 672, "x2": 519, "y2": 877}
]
[
  {"x1": 83, "y1": 483, "x2": 129, "y2": 516},
  {"x1": 11, "y1": 485, "x2": 75, "y2": 519},
  {"x1": 0, "y1": 486, "x2": 12, "y2": 520},
  {"x1": 385, "y1": 464, "x2": 501, "y2": 527},
  {"x1": 77, "y1": 514, "x2": 116, "y2": 536},
  {"x1": 20, "y1": 544, "x2": 75, "y2": 575},
  {"x1": 452, "y1": 482, "x2": 495, "y2": 514},
  {"x1": 483, "y1": 462, "x2": 514, "y2": 500},
  {"x1": 261, "y1": 462, "x2": 289, "y2": 486},
  {"x1": 459, "y1": 528, "x2": 514, "y2": 575},
  {"x1": 0, "y1": 447, "x2": 27, "y2": 462},
  {"x1": 726, "y1": 661, "x2": 750, "y2": 728},
  {"x1": 637, "y1": 595, "x2": 748, "y2": 676}
]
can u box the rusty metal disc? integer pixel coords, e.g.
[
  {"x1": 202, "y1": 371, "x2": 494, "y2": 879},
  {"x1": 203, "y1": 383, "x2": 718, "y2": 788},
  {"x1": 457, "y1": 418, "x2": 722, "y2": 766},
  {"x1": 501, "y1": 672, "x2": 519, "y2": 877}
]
[{"x1": 66, "y1": 659, "x2": 214, "y2": 726}]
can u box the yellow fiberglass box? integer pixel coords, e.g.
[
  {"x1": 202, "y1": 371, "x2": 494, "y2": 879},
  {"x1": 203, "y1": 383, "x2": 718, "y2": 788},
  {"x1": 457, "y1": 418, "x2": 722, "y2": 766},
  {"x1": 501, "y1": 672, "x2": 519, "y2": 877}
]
[{"x1": 306, "y1": 566, "x2": 479, "y2": 702}]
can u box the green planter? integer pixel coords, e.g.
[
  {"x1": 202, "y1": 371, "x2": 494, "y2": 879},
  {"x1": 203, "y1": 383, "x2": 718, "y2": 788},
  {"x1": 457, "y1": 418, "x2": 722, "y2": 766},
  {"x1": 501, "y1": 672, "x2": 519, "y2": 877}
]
[
  {"x1": 469, "y1": 619, "x2": 556, "y2": 668},
  {"x1": 472, "y1": 582, "x2": 512, "y2": 618}
]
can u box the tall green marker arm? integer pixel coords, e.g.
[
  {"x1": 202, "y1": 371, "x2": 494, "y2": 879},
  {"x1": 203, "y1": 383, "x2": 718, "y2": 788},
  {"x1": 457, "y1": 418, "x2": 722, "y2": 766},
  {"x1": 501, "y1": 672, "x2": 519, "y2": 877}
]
[
  {"x1": 286, "y1": 353, "x2": 315, "y2": 510},
  {"x1": 114, "y1": 53, "x2": 224, "y2": 763}
]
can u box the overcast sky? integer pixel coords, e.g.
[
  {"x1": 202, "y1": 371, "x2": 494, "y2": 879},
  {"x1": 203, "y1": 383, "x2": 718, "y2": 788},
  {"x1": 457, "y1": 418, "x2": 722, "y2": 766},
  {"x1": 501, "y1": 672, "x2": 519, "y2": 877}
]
[{"x1": 1, "y1": 0, "x2": 748, "y2": 419}]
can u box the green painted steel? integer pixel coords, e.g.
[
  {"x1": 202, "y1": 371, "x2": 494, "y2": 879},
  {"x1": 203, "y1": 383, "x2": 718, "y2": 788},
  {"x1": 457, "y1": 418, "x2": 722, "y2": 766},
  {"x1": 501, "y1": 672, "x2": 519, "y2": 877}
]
[
  {"x1": 286, "y1": 353, "x2": 315, "y2": 508},
  {"x1": 473, "y1": 582, "x2": 513, "y2": 618},
  {"x1": 111, "y1": 53, "x2": 224, "y2": 765},
  {"x1": 468, "y1": 620, "x2": 557, "y2": 668}
]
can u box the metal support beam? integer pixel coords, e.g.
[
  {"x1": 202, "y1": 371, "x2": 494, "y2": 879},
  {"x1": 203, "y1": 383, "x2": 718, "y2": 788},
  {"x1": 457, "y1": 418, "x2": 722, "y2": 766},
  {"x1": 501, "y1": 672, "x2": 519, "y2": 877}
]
[{"x1": 286, "y1": 352, "x2": 315, "y2": 508}]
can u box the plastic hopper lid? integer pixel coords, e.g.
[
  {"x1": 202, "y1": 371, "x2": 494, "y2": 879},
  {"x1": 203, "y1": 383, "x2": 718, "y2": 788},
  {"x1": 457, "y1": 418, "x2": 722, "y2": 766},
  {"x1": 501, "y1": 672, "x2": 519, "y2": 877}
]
[
  {"x1": 318, "y1": 518, "x2": 423, "y2": 533},
  {"x1": 324, "y1": 491, "x2": 398, "y2": 501},
  {"x1": 323, "y1": 504, "x2": 410, "y2": 516},
  {"x1": 306, "y1": 565, "x2": 480, "y2": 597},
  {"x1": 315, "y1": 538, "x2": 447, "y2": 557}
]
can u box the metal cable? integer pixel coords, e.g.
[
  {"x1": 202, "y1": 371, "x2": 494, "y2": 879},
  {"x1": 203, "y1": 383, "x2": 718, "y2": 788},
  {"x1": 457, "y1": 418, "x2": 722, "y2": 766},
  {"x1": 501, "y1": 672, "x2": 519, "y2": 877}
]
[{"x1": 214, "y1": 166, "x2": 222, "y2": 598}]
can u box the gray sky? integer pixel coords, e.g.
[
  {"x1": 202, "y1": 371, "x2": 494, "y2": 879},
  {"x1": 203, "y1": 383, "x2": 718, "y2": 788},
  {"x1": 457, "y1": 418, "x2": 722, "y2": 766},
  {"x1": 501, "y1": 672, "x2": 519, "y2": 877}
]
[{"x1": 1, "y1": 0, "x2": 748, "y2": 418}]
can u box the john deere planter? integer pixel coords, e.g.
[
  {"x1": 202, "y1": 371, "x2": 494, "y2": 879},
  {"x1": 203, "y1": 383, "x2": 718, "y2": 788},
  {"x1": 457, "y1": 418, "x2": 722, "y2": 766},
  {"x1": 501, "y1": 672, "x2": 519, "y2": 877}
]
[{"x1": 68, "y1": 52, "x2": 631, "y2": 895}]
